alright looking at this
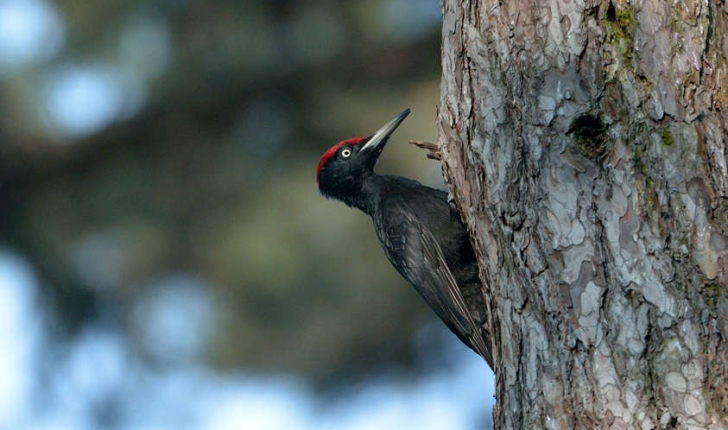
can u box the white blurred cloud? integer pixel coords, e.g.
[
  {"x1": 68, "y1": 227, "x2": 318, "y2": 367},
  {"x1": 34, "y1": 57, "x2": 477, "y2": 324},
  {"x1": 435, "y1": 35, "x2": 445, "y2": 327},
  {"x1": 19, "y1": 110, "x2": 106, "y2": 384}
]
[
  {"x1": 0, "y1": 0, "x2": 64, "y2": 71},
  {"x1": 42, "y1": 64, "x2": 145, "y2": 137},
  {"x1": 0, "y1": 252, "x2": 41, "y2": 428}
]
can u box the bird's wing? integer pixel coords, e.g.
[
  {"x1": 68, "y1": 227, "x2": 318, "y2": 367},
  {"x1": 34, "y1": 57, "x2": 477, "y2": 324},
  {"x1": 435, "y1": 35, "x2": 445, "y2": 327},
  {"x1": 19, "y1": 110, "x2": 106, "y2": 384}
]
[
  {"x1": 417, "y1": 226, "x2": 493, "y2": 366},
  {"x1": 375, "y1": 197, "x2": 493, "y2": 367}
]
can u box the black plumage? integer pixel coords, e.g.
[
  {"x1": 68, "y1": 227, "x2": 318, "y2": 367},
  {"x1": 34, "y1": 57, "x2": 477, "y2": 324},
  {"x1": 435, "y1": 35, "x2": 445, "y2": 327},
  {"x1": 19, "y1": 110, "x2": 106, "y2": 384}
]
[{"x1": 316, "y1": 109, "x2": 492, "y2": 367}]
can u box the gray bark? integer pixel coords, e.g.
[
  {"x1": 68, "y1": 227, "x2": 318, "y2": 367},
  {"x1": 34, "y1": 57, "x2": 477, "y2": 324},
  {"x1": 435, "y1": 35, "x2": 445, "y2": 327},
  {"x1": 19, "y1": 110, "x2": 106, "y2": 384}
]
[{"x1": 438, "y1": 0, "x2": 728, "y2": 428}]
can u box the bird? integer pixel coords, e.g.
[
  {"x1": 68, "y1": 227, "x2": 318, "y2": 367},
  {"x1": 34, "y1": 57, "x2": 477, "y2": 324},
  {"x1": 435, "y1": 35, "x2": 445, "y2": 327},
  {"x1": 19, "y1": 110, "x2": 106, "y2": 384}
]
[{"x1": 316, "y1": 108, "x2": 493, "y2": 368}]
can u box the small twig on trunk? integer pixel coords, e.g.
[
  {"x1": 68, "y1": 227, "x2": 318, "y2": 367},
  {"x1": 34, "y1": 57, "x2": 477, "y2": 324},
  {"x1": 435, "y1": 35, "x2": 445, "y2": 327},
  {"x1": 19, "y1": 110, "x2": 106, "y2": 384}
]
[{"x1": 408, "y1": 140, "x2": 442, "y2": 160}]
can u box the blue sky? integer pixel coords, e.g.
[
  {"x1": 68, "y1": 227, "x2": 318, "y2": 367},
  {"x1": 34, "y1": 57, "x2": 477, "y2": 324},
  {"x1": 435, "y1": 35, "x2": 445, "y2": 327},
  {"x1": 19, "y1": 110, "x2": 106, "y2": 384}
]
[{"x1": 0, "y1": 250, "x2": 495, "y2": 429}]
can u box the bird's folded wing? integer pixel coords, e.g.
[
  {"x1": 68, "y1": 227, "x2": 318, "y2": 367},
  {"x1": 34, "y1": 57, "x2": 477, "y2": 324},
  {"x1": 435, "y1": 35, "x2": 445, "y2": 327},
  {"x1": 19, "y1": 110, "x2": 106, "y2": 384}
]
[
  {"x1": 375, "y1": 196, "x2": 492, "y2": 366},
  {"x1": 418, "y1": 226, "x2": 493, "y2": 366}
]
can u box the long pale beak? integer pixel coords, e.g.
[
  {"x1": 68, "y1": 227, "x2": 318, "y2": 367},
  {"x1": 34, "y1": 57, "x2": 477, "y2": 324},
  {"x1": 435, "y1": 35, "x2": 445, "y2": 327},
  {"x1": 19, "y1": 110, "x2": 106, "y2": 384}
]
[{"x1": 360, "y1": 108, "x2": 411, "y2": 154}]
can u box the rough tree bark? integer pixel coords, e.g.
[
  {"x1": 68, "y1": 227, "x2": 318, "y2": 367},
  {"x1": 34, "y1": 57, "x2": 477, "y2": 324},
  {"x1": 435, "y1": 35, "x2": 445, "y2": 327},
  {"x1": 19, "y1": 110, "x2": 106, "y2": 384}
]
[{"x1": 438, "y1": 0, "x2": 728, "y2": 428}]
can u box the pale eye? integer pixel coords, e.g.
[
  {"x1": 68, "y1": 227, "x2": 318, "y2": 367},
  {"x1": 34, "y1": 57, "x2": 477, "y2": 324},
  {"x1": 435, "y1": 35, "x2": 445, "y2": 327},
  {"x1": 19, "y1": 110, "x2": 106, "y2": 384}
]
[{"x1": 341, "y1": 148, "x2": 352, "y2": 158}]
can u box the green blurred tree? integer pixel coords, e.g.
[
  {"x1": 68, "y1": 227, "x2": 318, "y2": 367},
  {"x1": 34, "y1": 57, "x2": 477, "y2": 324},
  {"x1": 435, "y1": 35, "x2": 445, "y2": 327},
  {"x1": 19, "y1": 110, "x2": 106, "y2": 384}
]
[{"x1": 0, "y1": 0, "x2": 453, "y2": 383}]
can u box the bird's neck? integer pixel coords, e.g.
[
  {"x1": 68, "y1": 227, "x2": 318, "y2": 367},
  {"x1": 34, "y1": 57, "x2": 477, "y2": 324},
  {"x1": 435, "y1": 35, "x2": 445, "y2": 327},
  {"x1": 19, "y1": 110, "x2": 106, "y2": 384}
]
[{"x1": 338, "y1": 174, "x2": 383, "y2": 216}]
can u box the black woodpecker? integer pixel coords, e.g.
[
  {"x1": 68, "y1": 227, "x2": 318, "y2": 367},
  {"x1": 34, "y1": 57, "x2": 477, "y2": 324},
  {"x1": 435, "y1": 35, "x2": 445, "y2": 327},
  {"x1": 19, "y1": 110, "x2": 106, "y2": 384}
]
[{"x1": 316, "y1": 108, "x2": 492, "y2": 368}]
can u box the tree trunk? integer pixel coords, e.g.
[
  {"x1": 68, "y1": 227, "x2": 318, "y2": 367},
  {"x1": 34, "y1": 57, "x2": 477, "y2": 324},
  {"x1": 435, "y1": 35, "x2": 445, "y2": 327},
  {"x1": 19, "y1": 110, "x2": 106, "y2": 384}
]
[{"x1": 438, "y1": 0, "x2": 728, "y2": 428}]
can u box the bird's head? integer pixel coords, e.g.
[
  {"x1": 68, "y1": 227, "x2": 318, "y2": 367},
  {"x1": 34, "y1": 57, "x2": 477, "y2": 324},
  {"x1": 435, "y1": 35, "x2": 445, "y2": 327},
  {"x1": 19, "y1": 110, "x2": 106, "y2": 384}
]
[{"x1": 316, "y1": 108, "x2": 410, "y2": 203}]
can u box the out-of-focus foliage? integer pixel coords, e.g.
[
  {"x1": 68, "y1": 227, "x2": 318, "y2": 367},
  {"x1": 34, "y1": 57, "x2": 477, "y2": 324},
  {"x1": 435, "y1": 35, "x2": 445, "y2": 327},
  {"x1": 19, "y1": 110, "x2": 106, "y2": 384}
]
[{"x1": 0, "y1": 0, "x2": 450, "y2": 385}]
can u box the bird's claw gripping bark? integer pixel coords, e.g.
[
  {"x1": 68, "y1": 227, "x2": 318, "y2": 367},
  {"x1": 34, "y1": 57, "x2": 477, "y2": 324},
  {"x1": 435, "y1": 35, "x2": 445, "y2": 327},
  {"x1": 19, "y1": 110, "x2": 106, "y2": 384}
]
[
  {"x1": 447, "y1": 192, "x2": 456, "y2": 207},
  {"x1": 408, "y1": 140, "x2": 454, "y2": 205},
  {"x1": 408, "y1": 140, "x2": 441, "y2": 161}
]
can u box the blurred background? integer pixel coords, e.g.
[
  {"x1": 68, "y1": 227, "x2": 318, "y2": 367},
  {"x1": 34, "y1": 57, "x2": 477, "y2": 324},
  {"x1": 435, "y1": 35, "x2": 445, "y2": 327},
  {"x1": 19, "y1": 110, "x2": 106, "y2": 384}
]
[{"x1": 0, "y1": 0, "x2": 494, "y2": 428}]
